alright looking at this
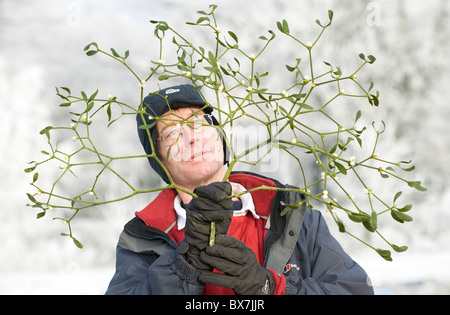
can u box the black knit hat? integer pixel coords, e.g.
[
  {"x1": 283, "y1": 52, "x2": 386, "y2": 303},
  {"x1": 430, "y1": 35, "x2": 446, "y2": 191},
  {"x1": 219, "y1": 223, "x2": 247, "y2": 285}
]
[{"x1": 137, "y1": 84, "x2": 227, "y2": 183}]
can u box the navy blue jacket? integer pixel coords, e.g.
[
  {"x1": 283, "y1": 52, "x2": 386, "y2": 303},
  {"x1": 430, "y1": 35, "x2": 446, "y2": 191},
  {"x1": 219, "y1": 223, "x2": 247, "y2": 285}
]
[{"x1": 105, "y1": 172, "x2": 374, "y2": 295}]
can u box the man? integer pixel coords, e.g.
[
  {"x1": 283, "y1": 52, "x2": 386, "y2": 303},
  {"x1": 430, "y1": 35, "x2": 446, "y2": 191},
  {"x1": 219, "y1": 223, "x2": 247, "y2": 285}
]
[{"x1": 105, "y1": 84, "x2": 374, "y2": 295}]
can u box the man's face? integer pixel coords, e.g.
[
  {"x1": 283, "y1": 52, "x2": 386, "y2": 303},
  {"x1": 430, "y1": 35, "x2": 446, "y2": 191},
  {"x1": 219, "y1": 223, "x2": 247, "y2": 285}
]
[{"x1": 155, "y1": 107, "x2": 225, "y2": 187}]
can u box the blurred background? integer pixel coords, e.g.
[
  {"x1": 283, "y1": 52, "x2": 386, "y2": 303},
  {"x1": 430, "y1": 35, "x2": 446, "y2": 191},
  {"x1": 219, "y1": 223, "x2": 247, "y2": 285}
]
[{"x1": 1, "y1": 0, "x2": 449, "y2": 294}]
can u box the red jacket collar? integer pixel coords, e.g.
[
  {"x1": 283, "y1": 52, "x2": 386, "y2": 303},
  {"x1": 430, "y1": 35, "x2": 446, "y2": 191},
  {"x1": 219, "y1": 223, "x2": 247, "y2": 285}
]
[
  {"x1": 135, "y1": 173, "x2": 277, "y2": 230},
  {"x1": 136, "y1": 188, "x2": 178, "y2": 232}
]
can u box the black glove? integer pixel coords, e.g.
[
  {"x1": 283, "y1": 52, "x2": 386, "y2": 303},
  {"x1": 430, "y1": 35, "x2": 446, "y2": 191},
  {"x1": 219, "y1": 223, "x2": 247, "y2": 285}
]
[
  {"x1": 183, "y1": 182, "x2": 233, "y2": 269},
  {"x1": 198, "y1": 235, "x2": 275, "y2": 295}
]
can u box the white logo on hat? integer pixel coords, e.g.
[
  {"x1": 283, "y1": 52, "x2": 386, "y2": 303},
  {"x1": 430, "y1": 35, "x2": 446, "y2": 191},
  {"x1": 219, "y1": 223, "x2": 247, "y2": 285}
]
[{"x1": 165, "y1": 88, "x2": 180, "y2": 95}]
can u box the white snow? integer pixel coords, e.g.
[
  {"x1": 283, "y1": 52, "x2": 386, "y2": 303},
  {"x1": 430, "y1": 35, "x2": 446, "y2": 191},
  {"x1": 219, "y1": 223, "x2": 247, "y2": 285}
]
[{"x1": 0, "y1": 268, "x2": 113, "y2": 295}]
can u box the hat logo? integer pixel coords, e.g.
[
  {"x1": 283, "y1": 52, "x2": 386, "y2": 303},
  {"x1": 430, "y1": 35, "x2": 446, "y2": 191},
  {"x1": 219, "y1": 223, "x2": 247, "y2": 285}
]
[{"x1": 165, "y1": 88, "x2": 180, "y2": 95}]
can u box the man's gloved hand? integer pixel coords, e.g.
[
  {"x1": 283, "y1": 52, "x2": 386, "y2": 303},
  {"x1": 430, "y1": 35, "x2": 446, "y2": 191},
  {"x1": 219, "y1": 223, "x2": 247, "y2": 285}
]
[
  {"x1": 198, "y1": 235, "x2": 275, "y2": 295},
  {"x1": 183, "y1": 181, "x2": 233, "y2": 270}
]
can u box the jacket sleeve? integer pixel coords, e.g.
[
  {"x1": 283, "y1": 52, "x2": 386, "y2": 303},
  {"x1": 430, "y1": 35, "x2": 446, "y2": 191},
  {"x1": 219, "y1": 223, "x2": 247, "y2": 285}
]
[
  {"x1": 105, "y1": 241, "x2": 204, "y2": 295},
  {"x1": 285, "y1": 210, "x2": 374, "y2": 295}
]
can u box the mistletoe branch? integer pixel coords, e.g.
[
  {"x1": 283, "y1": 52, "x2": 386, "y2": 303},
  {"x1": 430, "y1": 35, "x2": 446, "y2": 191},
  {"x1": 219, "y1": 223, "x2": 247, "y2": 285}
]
[{"x1": 25, "y1": 5, "x2": 426, "y2": 260}]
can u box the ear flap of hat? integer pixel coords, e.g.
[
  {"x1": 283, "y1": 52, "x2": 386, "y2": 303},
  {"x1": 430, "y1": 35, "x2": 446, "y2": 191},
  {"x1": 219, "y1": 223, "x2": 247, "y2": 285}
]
[{"x1": 136, "y1": 112, "x2": 171, "y2": 183}]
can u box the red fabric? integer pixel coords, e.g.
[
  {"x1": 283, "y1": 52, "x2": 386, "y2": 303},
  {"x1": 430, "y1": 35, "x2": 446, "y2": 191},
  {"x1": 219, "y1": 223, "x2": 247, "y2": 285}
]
[
  {"x1": 135, "y1": 173, "x2": 286, "y2": 295},
  {"x1": 269, "y1": 269, "x2": 286, "y2": 295},
  {"x1": 135, "y1": 188, "x2": 185, "y2": 244}
]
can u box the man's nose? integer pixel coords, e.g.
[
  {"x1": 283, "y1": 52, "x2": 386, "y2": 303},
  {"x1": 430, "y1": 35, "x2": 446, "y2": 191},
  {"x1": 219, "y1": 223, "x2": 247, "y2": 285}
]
[{"x1": 181, "y1": 125, "x2": 201, "y2": 144}]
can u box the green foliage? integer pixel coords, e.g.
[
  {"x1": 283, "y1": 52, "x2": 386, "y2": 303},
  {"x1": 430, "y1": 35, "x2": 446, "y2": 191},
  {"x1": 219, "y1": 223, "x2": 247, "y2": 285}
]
[{"x1": 25, "y1": 4, "x2": 426, "y2": 260}]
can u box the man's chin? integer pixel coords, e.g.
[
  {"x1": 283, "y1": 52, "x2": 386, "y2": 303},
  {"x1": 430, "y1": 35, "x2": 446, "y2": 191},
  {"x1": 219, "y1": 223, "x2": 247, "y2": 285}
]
[{"x1": 182, "y1": 164, "x2": 225, "y2": 183}]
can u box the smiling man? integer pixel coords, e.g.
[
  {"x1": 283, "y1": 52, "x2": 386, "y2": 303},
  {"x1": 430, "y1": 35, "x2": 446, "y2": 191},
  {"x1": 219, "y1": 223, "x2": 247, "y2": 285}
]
[
  {"x1": 105, "y1": 84, "x2": 374, "y2": 295},
  {"x1": 152, "y1": 107, "x2": 226, "y2": 203}
]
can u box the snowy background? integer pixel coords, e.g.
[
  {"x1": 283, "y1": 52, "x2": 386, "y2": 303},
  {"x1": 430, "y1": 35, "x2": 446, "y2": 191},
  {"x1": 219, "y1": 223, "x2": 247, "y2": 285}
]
[{"x1": 1, "y1": 0, "x2": 450, "y2": 294}]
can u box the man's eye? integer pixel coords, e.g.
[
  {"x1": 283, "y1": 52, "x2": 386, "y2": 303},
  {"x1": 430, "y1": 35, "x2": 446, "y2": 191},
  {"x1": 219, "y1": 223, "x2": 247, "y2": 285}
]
[{"x1": 166, "y1": 129, "x2": 179, "y2": 138}]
